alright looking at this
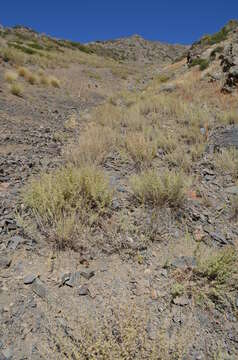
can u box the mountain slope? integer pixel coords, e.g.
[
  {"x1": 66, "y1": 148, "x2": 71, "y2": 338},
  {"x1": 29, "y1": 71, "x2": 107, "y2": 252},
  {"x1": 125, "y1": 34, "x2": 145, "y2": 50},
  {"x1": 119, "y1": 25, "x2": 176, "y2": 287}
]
[
  {"x1": 88, "y1": 34, "x2": 188, "y2": 64},
  {"x1": 1, "y1": 21, "x2": 238, "y2": 360}
]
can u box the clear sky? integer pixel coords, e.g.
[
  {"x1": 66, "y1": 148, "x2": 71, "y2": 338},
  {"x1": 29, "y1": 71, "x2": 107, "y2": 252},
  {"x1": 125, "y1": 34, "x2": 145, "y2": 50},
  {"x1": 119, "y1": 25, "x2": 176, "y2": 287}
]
[{"x1": 1, "y1": 1, "x2": 238, "y2": 45}]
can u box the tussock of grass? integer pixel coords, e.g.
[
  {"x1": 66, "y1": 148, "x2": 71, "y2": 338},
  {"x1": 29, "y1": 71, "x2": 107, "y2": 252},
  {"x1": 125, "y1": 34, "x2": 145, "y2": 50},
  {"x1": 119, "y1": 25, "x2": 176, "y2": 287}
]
[
  {"x1": 130, "y1": 169, "x2": 186, "y2": 207},
  {"x1": 195, "y1": 247, "x2": 237, "y2": 287},
  {"x1": 23, "y1": 166, "x2": 112, "y2": 248},
  {"x1": 189, "y1": 58, "x2": 210, "y2": 71},
  {"x1": 124, "y1": 132, "x2": 157, "y2": 168},
  {"x1": 17, "y1": 66, "x2": 30, "y2": 77},
  {"x1": 40, "y1": 74, "x2": 50, "y2": 85},
  {"x1": 4, "y1": 70, "x2": 18, "y2": 83},
  {"x1": 38, "y1": 304, "x2": 190, "y2": 360},
  {"x1": 66, "y1": 124, "x2": 118, "y2": 165},
  {"x1": 64, "y1": 114, "x2": 78, "y2": 130},
  {"x1": 49, "y1": 75, "x2": 60, "y2": 88},
  {"x1": 218, "y1": 110, "x2": 238, "y2": 125},
  {"x1": 156, "y1": 132, "x2": 178, "y2": 153},
  {"x1": 26, "y1": 72, "x2": 39, "y2": 85},
  {"x1": 165, "y1": 149, "x2": 192, "y2": 173},
  {"x1": 215, "y1": 148, "x2": 238, "y2": 178},
  {"x1": 1, "y1": 47, "x2": 26, "y2": 64},
  {"x1": 10, "y1": 82, "x2": 23, "y2": 96}
]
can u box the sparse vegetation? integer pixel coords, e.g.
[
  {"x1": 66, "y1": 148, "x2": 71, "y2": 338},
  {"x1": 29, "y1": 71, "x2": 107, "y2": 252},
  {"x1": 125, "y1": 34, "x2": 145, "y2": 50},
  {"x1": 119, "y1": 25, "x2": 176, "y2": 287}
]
[
  {"x1": 26, "y1": 72, "x2": 39, "y2": 84},
  {"x1": 17, "y1": 66, "x2": 30, "y2": 77},
  {"x1": 215, "y1": 147, "x2": 238, "y2": 178},
  {"x1": 200, "y1": 27, "x2": 229, "y2": 45},
  {"x1": 4, "y1": 70, "x2": 18, "y2": 82},
  {"x1": 49, "y1": 75, "x2": 60, "y2": 87},
  {"x1": 195, "y1": 247, "x2": 238, "y2": 288},
  {"x1": 210, "y1": 46, "x2": 224, "y2": 61},
  {"x1": 189, "y1": 58, "x2": 210, "y2": 71},
  {"x1": 10, "y1": 82, "x2": 23, "y2": 96},
  {"x1": 124, "y1": 131, "x2": 157, "y2": 168},
  {"x1": 23, "y1": 166, "x2": 112, "y2": 248},
  {"x1": 66, "y1": 124, "x2": 119, "y2": 165},
  {"x1": 3, "y1": 20, "x2": 238, "y2": 360},
  {"x1": 130, "y1": 169, "x2": 187, "y2": 207}
]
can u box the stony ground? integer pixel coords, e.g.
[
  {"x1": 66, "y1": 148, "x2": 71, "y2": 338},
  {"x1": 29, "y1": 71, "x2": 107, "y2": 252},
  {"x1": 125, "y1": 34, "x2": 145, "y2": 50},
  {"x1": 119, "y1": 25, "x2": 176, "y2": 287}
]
[{"x1": 1, "y1": 24, "x2": 238, "y2": 360}]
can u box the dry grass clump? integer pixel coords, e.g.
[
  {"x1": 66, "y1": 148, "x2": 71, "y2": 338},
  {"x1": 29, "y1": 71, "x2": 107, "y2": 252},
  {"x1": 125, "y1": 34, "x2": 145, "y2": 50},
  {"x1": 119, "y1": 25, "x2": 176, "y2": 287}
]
[
  {"x1": 165, "y1": 149, "x2": 192, "y2": 173},
  {"x1": 4, "y1": 70, "x2": 18, "y2": 83},
  {"x1": 26, "y1": 72, "x2": 39, "y2": 85},
  {"x1": 10, "y1": 82, "x2": 23, "y2": 96},
  {"x1": 124, "y1": 132, "x2": 157, "y2": 168},
  {"x1": 215, "y1": 148, "x2": 238, "y2": 178},
  {"x1": 40, "y1": 74, "x2": 50, "y2": 86},
  {"x1": 93, "y1": 103, "x2": 123, "y2": 129},
  {"x1": 23, "y1": 166, "x2": 112, "y2": 248},
  {"x1": 38, "y1": 304, "x2": 189, "y2": 360},
  {"x1": 156, "y1": 131, "x2": 178, "y2": 153},
  {"x1": 218, "y1": 109, "x2": 238, "y2": 125},
  {"x1": 17, "y1": 66, "x2": 30, "y2": 78},
  {"x1": 49, "y1": 75, "x2": 60, "y2": 88},
  {"x1": 66, "y1": 124, "x2": 119, "y2": 165},
  {"x1": 139, "y1": 94, "x2": 185, "y2": 119},
  {"x1": 64, "y1": 113, "x2": 78, "y2": 130},
  {"x1": 130, "y1": 169, "x2": 186, "y2": 207},
  {"x1": 1, "y1": 47, "x2": 26, "y2": 65},
  {"x1": 195, "y1": 246, "x2": 238, "y2": 290}
]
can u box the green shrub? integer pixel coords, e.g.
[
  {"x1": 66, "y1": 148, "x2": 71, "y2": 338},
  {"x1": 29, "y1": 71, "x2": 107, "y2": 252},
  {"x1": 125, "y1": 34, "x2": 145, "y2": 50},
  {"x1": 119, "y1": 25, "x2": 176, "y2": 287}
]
[
  {"x1": 189, "y1": 58, "x2": 210, "y2": 71},
  {"x1": 8, "y1": 42, "x2": 37, "y2": 55},
  {"x1": 210, "y1": 46, "x2": 224, "y2": 61},
  {"x1": 201, "y1": 27, "x2": 228, "y2": 45},
  {"x1": 28, "y1": 42, "x2": 44, "y2": 50},
  {"x1": 195, "y1": 247, "x2": 237, "y2": 287}
]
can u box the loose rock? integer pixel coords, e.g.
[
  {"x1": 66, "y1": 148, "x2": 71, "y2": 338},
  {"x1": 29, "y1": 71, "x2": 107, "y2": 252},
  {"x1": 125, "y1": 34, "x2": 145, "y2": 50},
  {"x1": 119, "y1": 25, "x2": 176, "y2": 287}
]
[
  {"x1": 24, "y1": 274, "x2": 37, "y2": 285},
  {"x1": 173, "y1": 295, "x2": 189, "y2": 306},
  {"x1": 32, "y1": 279, "x2": 47, "y2": 299},
  {"x1": 77, "y1": 285, "x2": 90, "y2": 296}
]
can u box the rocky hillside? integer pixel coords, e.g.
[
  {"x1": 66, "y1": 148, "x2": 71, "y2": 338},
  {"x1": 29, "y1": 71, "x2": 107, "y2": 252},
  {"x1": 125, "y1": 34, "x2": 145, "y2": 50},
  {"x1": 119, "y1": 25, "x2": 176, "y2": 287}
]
[
  {"x1": 88, "y1": 34, "x2": 188, "y2": 64},
  {"x1": 0, "y1": 25, "x2": 188, "y2": 66},
  {"x1": 187, "y1": 20, "x2": 238, "y2": 92},
  {"x1": 1, "y1": 21, "x2": 238, "y2": 360}
]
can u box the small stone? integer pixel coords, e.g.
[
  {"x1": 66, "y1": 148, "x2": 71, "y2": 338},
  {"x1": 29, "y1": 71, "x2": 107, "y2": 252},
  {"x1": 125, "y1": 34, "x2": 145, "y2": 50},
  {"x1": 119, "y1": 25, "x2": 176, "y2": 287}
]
[
  {"x1": 150, "y1": 288, "x2": 158, "y2": 300},
  {"x1": 209, "y1": 232, "x2": 227, "y2": 245},
  {"x1": 2, "y1": 347, "x2": 13, "y2": 360},
  {"x1": 117, "y1": 186, "x2": 126, "y2": 193},
  {"x1": 65, "y1": 271, "x2": 81, "y2": 287},
  {"x1": 159, "y1": 84, "x2": 176, "y2": 93},
  {"x1": 0, "y1": 353, "x2": 6, "y2": 360},
  {"x1": 225, "y1": 186, "x2": 238, "y2": 195},
  {"x1": 59, "y1": 273, "x2": 71, "y2": 287},
  {"x1": 173, "y1": 295, "x2": 189, "y2": 306},
  {"x1": 111, "y1": 200, "x2": 120, "y2": 210},
  {"x1": 160, "y1": 269, "x2": 168, "y2": 277},
  {"x1": 32, "y1": 279, "x2": 47, "y2": 299},
  {"x1": 80, "y1": 270, "x2": 95, "y2": 280},
  {"x1": 77, "y1": 285, "x2": 90, "y2": 296},
  {"x1": 171, "y1": 256, "x2": 197, "y2": 270},
  {"x1": 24, "y1": 274, "x2": 37, "y2": 285},
  {"x1": 0, "y1": 256, "x2": 12, "y2": 269},
  {"x1": 7, "y1": 236, "x2": 24, "y2": 250},
  {"x1": 235, "y1": 297, "x2": 238, "y2": 308},
  {"x1": 194, "y1": 228, "x2": 205, "y2": 241}
]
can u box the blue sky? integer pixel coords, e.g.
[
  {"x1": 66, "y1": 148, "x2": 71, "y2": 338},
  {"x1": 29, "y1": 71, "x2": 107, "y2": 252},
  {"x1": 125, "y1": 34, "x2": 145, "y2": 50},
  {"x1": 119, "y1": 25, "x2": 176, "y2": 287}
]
[{"x1": 1, "y1": 1, "x2": 238, "y2": 44}]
